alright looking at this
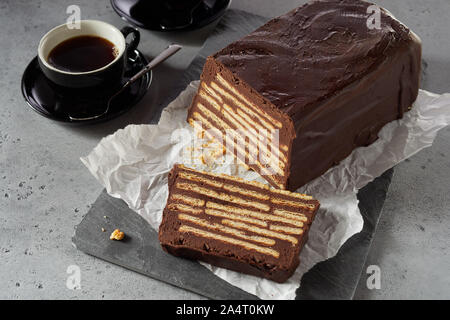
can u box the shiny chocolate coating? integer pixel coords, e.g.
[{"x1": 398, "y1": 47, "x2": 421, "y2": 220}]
[{"x1": 211, "y1": 0, "x2": 422, "y2": 190}]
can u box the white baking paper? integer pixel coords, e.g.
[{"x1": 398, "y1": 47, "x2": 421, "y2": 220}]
[{"x1": 81, "y1": 81, "x2": 450, "y2": 299}]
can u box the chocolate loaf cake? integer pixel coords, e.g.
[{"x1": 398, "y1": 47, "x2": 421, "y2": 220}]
[
  {"x1": 187, "y1": 0, "x2": 422, "y2": 190},
  {"x1": 158, "y1": 164, "x2": 320, "y2": 283}
]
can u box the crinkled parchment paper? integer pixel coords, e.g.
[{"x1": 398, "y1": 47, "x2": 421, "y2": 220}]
[{"x1": 81, "y1": 81, "x2": 450, "y2": 299}]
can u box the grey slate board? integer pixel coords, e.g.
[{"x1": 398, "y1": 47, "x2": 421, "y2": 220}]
[
  {"x1": 74, "y1": 189, "x2": 257, "y2": 300},
  {"x1": 73, "y1": 10, "x2": 394, "y2": 300}
]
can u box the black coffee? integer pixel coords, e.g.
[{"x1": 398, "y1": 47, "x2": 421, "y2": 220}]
[{"x1": 47, "y1": 35, "x2": 118, "y2": 72}]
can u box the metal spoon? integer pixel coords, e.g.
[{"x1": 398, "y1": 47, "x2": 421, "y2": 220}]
[{"x1": 69, "y1": 44, "x2": 182, "y2": 121}]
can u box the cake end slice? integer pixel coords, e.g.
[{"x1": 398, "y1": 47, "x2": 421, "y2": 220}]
[{"x1": 158, "y1": 164, "x2": 320, "y2": 283}]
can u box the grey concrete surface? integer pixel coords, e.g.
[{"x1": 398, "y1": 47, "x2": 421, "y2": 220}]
[
  {"x1": 0, "y1": 0, "x2": 448, "y2": 300},
  {"x1": 352, "y1": 0, "x2": 450, "y2": 300}
]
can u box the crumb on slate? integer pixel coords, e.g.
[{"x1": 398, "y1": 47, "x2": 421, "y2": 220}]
[{"x1": 110, "y1": 229, "x2": 124, "y2": 241}]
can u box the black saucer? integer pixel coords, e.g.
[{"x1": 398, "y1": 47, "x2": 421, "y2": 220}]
[
  {"x1": 21, "y1": 50, "x2": 152, "y2": 124},
  {"x1": 111, "y1": 0, "x2": 231, "y2": 31}
]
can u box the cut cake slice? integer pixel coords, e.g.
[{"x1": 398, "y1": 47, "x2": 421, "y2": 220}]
[{"x1": 158, "y1": 164, "x2": 320, "y2": 283}]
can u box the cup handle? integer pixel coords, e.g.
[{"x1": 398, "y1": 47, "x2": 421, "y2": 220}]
[{"x1": 120, "y1": 26, "x2": 140, "y2": 56}]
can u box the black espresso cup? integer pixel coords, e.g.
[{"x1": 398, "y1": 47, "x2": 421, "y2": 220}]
[{"x1": 38, "y1": 20, "x2": 140, "y2": 89}]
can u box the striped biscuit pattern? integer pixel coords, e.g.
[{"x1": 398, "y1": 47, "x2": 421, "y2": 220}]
[
  {"x1": 160, "y1": 165, "x2": 320, "y2": 263},
  {"x1": 188, "y1": 71, "x2": 292, "y2": 189}
]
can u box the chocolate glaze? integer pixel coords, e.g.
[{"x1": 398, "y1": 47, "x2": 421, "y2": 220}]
[{"x1": 210, "y1": 0, "x2": 421, "y2": 190}]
